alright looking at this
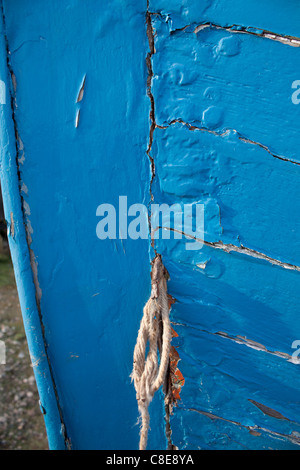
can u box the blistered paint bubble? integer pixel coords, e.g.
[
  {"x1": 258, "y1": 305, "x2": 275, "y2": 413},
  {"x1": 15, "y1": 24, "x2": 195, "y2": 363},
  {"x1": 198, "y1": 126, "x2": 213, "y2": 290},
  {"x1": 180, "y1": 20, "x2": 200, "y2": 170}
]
[
  {"x1": 168, "y1": 64, "x2": 198, "y2": 86},
  {"x1": 202, "y1": 105, "x2": 224, "y2": 129},
  {"x1": 197, "y1": 257, "x2": 225, "y2": 279},
  {"x1": 194, "y1": 46, "x2": 215, "y2": 68},
  {"x1": 168, "y1": 65, "x2": 184, "y2": 85},
  {"x1": 215, "y1": 35, "x2": 241, "y2": 57},
  {"x1": 203, "y1": 87, "x2": 221, "y2": 102}
]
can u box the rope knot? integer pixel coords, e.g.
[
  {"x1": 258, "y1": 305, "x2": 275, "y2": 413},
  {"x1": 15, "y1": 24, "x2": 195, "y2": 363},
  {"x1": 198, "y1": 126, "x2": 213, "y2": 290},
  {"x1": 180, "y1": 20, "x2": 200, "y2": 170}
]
[{"x1": 132, "y1": 254, "x2": 171, "y2": 450}]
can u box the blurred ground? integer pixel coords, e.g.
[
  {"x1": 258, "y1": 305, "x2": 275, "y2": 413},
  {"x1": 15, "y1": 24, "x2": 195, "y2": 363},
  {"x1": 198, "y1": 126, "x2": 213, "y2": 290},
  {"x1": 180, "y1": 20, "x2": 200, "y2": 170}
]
[{"x1": 0, "y1": 248, "x2": 48, "y2": 450}]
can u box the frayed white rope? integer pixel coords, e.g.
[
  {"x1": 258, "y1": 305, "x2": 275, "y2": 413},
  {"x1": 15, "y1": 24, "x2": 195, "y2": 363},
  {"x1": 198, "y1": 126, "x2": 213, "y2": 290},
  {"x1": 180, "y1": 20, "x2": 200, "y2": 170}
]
[{"x1": 132, "y1": 254, "x2": 171, "y2": 450}]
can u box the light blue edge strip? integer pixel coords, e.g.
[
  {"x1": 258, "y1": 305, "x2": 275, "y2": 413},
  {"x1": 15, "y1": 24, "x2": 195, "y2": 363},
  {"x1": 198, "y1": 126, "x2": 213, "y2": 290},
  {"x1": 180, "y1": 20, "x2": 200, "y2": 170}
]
[{"x1": 0, "y1": 20, "x2": 67, "y2": 450}]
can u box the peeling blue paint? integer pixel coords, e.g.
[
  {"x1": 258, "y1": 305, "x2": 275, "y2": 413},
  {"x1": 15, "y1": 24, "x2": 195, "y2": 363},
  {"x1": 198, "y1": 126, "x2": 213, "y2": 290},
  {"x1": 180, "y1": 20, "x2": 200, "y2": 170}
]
[
  {"x1": 149, "y1": 0, "x2": 300, "y2": 450},
  {"x1": 0, "y1": 0, "x2": 165, "y2": 450},
  {"x1": 1, "y1": 0, "x2": 300, "y2": 451}
]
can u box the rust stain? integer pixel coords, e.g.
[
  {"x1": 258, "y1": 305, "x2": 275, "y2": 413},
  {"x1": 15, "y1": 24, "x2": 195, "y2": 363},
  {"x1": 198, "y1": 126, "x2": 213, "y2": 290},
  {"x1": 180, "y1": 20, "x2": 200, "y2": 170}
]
[
  {"x1": 249, "y1": 430, "x2": 262, "y2": 437},
  {"x1": 161, "y1": 282, "x2": 184, "y2": 448},
  {"x1": 167, "y1": 297, "x2": 185, "y2": 406},
  {"x1": 170, "y1": 326, "x2": 178, "y2": 338},
  {"x1": 168, "y1": 293, "x2": 176, "y2": 309},
  {"x1": 169, "y1": 344, "x2": 185, "y2": 404}
]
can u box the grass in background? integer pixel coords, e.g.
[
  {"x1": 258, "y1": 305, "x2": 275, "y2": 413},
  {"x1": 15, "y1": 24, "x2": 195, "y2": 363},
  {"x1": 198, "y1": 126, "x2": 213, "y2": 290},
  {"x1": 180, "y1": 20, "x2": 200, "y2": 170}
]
[{"x1": 0, "y1": 248, "x2": 48, "y2": 449}]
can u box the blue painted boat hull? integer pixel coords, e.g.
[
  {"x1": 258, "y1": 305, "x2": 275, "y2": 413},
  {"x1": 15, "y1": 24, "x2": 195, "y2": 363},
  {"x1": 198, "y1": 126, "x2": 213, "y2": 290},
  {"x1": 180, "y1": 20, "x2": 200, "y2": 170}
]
[{"x1": 1, "y1": 0, "x2": 300, "y2": 450}]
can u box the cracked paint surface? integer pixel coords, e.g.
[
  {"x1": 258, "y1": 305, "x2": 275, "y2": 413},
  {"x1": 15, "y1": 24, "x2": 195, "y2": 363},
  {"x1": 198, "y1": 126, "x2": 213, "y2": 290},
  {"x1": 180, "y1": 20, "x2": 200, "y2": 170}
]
[{"x1": 148, "y1": 0, "x2": 300, "y2": 450}]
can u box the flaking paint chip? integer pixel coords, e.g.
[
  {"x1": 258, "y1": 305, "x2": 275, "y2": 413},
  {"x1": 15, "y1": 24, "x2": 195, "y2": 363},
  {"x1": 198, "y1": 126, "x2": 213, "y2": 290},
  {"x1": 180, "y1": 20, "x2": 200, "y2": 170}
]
[{"x1": 76, "y1": 75, "x2": 86, "y2": 103}]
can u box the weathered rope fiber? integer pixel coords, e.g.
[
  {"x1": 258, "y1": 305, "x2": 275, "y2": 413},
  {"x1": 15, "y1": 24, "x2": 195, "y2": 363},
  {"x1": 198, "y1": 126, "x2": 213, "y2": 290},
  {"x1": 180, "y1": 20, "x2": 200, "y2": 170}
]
[{"x1": 132, "y1": 254, "x2": 171, "y2": 450}]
